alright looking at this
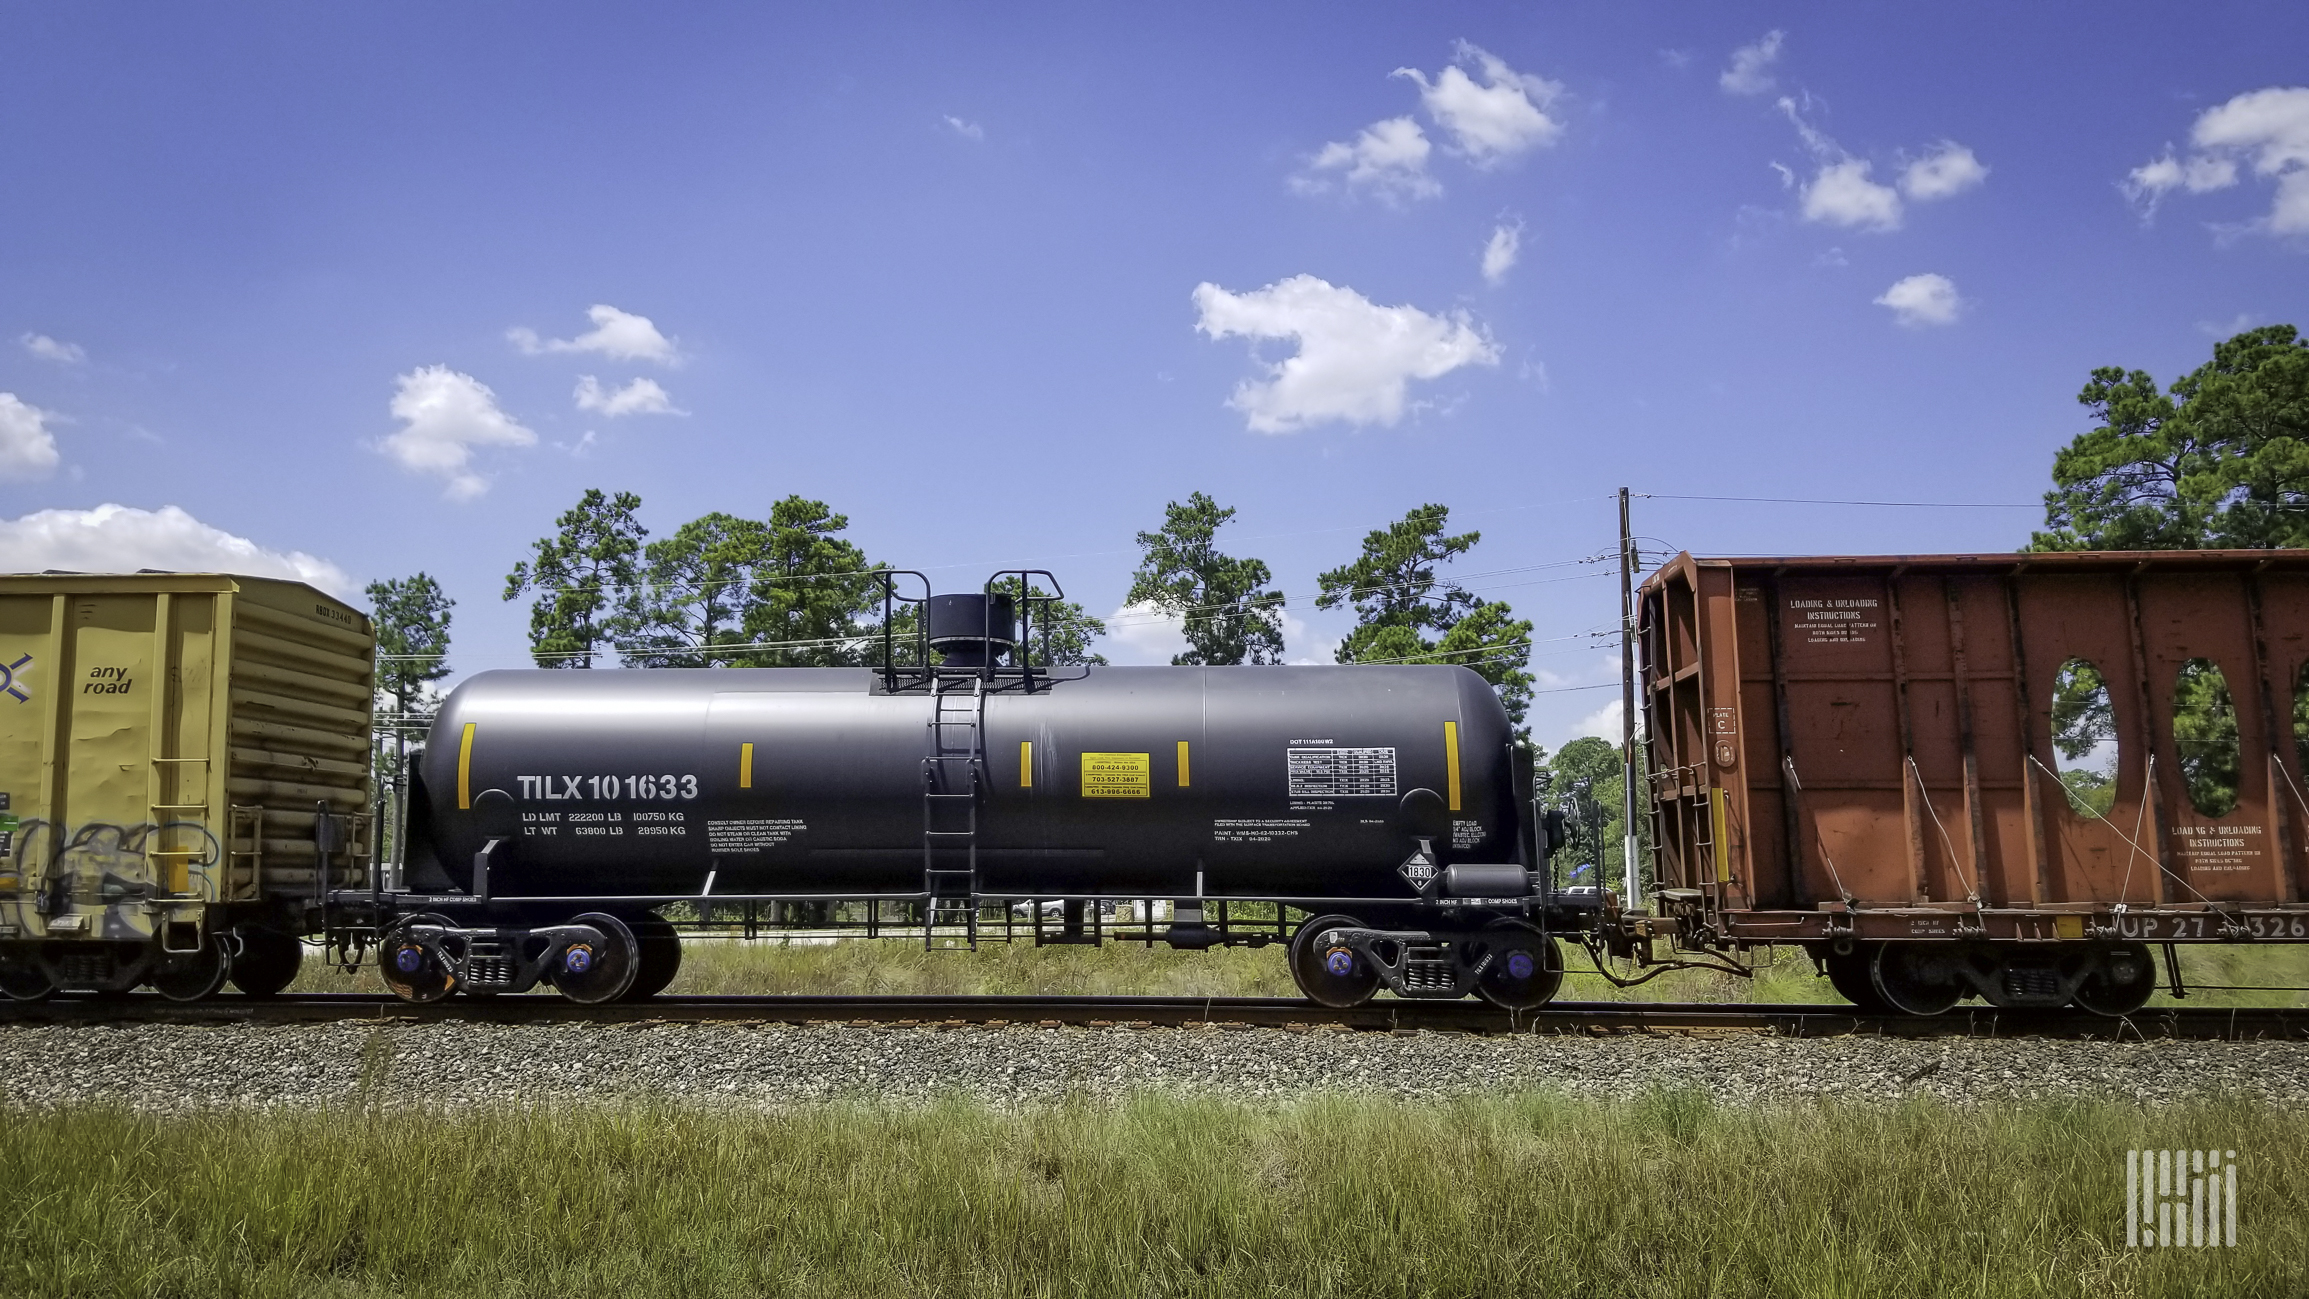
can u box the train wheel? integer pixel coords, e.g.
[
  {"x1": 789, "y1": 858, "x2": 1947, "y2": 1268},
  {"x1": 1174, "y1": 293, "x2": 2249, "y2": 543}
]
[
  {"x1": 551, "y1": 913, "x2": 640, "y2": 1005},
  {"x1": 150, "y1": 939, "x2": 232, "y2": 1003},
  {"x1": 228, "y1": 928, "x2": 304, "y2": 998},
  {"x1": 0, "y1": 951, "x2": 53, "y2": 1002},
  {"x1": 1870, "y1": 944, "x2": 1964, "y2": 1016},
  {"x1": 380, "y1": 914, "x2": 456, "y2": 1004},
  {"x1": 1822, "y1": 947, "x2": 1889, "y2": 1013},
  {"x1": 1289, "y1": 914, "x2": 1381, "y2": 1009},
  {"x1": 2072, "y1": 943, "x2": 2156, "y2": 1016},
  {"x1": 1475, "y1": 920, "x2": 1563, "y2": 1011},
  {"x1": 621, "y1": 915, "x2": 683, "y2": 1001}
]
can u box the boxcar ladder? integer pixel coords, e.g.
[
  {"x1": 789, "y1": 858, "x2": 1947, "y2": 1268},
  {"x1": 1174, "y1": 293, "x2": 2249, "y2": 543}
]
[{"x1": 922, "y1": 673, "x2": 985, "y2": 950}]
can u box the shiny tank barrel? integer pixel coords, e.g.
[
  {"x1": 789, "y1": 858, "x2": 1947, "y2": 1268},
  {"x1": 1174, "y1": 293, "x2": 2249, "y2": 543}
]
[{"x1": 411, "y1": 665, "x2": 1520, "y2": 901}]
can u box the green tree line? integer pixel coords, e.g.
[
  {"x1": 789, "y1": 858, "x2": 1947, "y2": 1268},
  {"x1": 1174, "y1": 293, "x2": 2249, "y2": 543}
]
[{"x1": 386, "y1": 487, "x2": 1550, "y2": 733}]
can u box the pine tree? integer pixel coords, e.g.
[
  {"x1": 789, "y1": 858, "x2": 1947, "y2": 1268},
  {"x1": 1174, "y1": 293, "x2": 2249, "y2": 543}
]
[
  {"x1": 503, "y1": 489, "x2": 647, "y2": 668},
  {"x1": 1316, "y1": 504, "x2": 1535, "y2": 728},
  {"x1": 1126, "y1": 492, "x2": 1286, "y2": 665},
  {"x1": 2033, "y1": 324, "x2": 2309, "y2": 552},
  {"x1": 617, "y1": 512, "x2": 768, "y2": 667},
  {"x1": 365, "y1": 573, "x2": 453, "y2": 868},
  {"x1": 733, "y1": 496, "x2": 879, "y2": 667}
]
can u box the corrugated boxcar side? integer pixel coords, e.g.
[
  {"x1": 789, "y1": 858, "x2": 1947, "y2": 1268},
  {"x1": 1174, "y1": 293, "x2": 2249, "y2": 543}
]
[
  {"x1": 222, "y1": 583, "x2": 375, "y2": 897},
  {"x1": 0, "y1": 575, "x2": 372, "y2": 943},
  {"x1": 1642, "y1": 553, "x2": 2309, "y2": 943}
]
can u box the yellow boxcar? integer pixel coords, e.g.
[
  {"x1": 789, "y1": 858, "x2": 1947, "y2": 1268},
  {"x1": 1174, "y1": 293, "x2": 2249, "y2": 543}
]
[{"x1": 0, "y1": 572, "x2": 373, "y2": 999}]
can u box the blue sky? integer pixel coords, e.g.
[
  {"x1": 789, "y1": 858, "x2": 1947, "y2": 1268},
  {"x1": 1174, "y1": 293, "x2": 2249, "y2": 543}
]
[{"x1": 2, "y1": 3, "x2": 2304, "y2": 749}]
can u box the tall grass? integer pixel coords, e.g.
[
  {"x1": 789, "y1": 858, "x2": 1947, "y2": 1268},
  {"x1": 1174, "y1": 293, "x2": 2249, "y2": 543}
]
[
  {"x1": 3, "y1": 1093, "x2": 2298, "y2": 1297},
  {"x1": 289, "y1": 930, "x2": 2309, "y2": 1007}
]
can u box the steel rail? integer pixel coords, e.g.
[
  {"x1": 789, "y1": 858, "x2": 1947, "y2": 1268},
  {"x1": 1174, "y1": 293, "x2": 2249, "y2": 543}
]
[{"x1": 3, "y1": 994, "x2": 2305, "y2": 1040}]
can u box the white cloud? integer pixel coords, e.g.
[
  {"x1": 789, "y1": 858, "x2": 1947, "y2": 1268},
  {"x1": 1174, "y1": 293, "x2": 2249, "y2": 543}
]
[
  {"x1": 1192, "y1": 275, "x2": 1499, "y2": 434},
  {"x1": 378, "y1": 366, "x2": 537, "y2": 500},
  {"x1": 1874, "y1": 273, "x2": 1963, "y2": 326},
  {"x1": 1803, "y1": 159, "x2": 1904, "y2": 230},
  {"x1": 0, "y1": 504, "x2": 352, "y2": 597},
  {"x1": 1102, "y1": 600, "x2": 1191, "y2": 664},
  {"x1": 2198, "y1": 86, "x2": 2309, "y2": 233},
  {"x1": 2125, "y1": 152, "x2": 2240, "y2": 209},
  {"x1": 1899, "y1": 142, "x2": 1989, "y2": 200},
  {"x1": 508, "y1": 304, "x2": 681, "y2": 365},
  {"x1": 0, "y1": 393, "x2": 61, "y2": 480},
  {"x1": 1281, "y1": 609, "x2": 1337, "y2": 665},
  {"x1": 1720, "y1": 31, "x2": 1783, "y2": 96},
  {"x1": 1574, "y1": 698, "x2": 1622, "y2": 741},
  {"x1": 1296, "y1": 116, "x2": 1440, "y2": 202},
  {"x1": 574, "y1": 375, "x2": 684, "y2": 417},
  {"x1": 2126, "y1": 86, "x2": 2309, "y2": 233},
  {"x1": 943, "y1": 115, "x2": 985, "y2": 141},
  {"x1": 19, "y1": 333, "x2": 86, "y2": 365},
  {"x1": 1775, "y1": 100, "x2": 1983, "y2": 232},
  {"x1": 1105, "y1": 603, "x2": 1328, "y2": 664},
  {"x1": 1777, "y1": 99, "x2": 1902, "y2": 231},
  {"x1": 1480, "y1": 221, "x2": 1523, "y2": 284},
  {"x1": 2198, "y1": 312, "x2": 2258, "y2": 338},
  {"x1": 1395, "y1": 41, "x2": 1564, "y2": 166}
]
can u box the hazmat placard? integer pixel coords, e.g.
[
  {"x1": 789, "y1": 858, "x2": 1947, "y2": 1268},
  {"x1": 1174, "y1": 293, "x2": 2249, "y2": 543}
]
[{"x1": 1080, "y1": 752, "x2": 1151, "y2": 798}]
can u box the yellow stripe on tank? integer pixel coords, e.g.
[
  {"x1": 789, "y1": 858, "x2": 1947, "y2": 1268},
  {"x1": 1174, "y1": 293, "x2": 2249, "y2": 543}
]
[
  {"x1": 740, "y1": 742, "x2": 754, "y2": 789},
  {"x1": 1020, "y1": 740, "x2": 1033, "y2": 788},
  {"x1": 457, "y1": 722, "x2": 476, "y2": 809},
  {"x1": 1177, "y1": 740, "x2": 1190, "y2": 787},
  {"x1": 1444, "y1": 721, "x2": 1461, "y2": 812}
]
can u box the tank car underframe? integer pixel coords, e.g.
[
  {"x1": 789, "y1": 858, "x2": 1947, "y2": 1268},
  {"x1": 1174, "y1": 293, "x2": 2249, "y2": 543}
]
[
  {"x1": 374, "y1": 913, "x2": 643, "y2": 1004},
  {"x1": 321, "y1": 883, "x2": 1616, "y2": 1006}
]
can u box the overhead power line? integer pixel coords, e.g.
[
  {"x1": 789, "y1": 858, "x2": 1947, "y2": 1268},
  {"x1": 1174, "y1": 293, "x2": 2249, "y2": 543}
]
[{"x1": 1639, "y1": 494, "x2": 2038, "y2": 509}]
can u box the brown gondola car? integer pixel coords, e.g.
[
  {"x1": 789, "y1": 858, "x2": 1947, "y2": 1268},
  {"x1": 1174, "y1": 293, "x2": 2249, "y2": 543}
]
[{"x1": 1638, "y1": 550, "x2": 2309, "y2": 1015}]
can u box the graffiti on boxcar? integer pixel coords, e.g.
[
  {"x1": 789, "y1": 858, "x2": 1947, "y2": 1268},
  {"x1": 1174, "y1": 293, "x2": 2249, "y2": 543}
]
[{"x1": 4, "y1": 819, "x2": 222, "y2": 937}]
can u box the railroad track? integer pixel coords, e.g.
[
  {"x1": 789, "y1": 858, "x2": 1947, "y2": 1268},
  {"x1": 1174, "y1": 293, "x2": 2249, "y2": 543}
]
[{"x1": 3, "y1": 993, "x2": 2305, "y2": 1039}]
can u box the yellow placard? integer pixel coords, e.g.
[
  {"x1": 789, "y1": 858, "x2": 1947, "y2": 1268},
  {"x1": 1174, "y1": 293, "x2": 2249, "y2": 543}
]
[
  {"x1": 740, "y1": 742, "x2": 754, "y2": 789},
  {"x1": 1080, "y1": 751, "x2": 1151, "y2": 799},
  {"x1": 1020, "y1": 741, "x2": 1033, "y2": 789}
]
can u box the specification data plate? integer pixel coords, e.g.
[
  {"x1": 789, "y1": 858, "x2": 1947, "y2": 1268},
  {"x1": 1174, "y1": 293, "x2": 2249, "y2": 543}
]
[{"x1": 1286, "y1": 747, "x2": 1397, "y2": 798}]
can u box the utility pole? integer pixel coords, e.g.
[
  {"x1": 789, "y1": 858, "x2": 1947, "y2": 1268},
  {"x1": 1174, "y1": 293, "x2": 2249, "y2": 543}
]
[{"x1": 1618, "y1": 487, "x2": 1642, "y2": 912}]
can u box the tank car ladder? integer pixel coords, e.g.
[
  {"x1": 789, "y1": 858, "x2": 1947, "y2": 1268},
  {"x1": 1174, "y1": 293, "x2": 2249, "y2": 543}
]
[{"x1": 921, "y1": 674, "x2": 985, "y2": 951}]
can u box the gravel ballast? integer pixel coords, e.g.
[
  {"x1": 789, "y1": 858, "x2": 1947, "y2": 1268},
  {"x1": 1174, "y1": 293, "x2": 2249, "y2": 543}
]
[{"x1": 6, "y1": 1021, "x2": 2308, "y2": 1112}]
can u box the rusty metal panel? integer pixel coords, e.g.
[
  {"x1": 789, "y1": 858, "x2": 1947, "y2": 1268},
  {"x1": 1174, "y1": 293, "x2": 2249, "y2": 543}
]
[
  {"x1": 2255, "y1": 569, "x2": 2309, "y2": 901},
  {"x1": 1641, "y1": 557, "x2": 1757, "y2": 911},
  {"x1": 1731, "y1": 582, "x2": 1788, "y2": 906},
  {"x1": 1641, "y1": 551, "x2": 2309, "y2": 939}
]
